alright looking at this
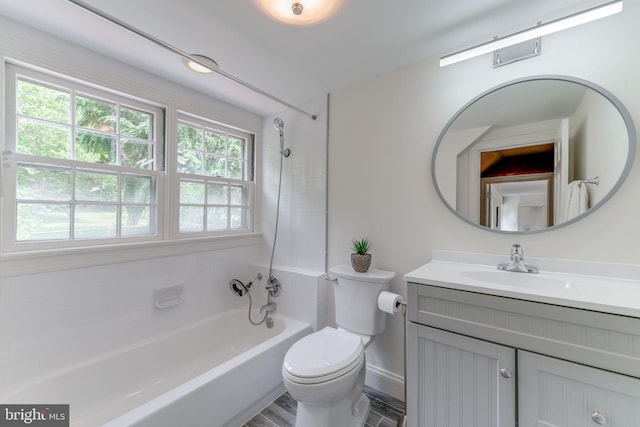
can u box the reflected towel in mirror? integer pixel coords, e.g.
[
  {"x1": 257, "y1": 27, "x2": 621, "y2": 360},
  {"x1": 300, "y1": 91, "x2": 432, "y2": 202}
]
[{"x1": 564, "y1": 180, "x2": 589, "y2": 221}]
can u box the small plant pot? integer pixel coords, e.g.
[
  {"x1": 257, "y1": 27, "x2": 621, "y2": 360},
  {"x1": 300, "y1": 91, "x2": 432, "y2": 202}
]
[{"x1": 351, "y1": 253, "x2": 371, "y2": 273}]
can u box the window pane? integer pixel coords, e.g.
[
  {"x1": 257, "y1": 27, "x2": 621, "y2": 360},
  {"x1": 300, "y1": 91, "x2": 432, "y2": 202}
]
[
  {"x1": 205, "y1": 130, "x2": 225, "y2": 154},
  {"x1": 180, "y1": 180, "x2": 205, "y2": 204},
  {"x1": 207, "y1": 183, "x2": 228, "y2": 204},
  {"x1": 228, "y1": 136, "x2": 244, "y2": 159},
  {"x1": 17, "y1": 165, "x2": 71, "y2": 201},
  {"x1": 230, "y1": 207, "x2": 248, "y2": 229},
  {"x1": 207, "y1": 207, "x2": 227, "y2": 230},
  {"x1": 121, "y1": 139, "x2": 153, "y2": 169},
  {"x1": 228, "y1": 159, "x2": 243, "y2": 180},
  {"x1": 205, "y1": 155, "x2": 226, "y2": 177},
  {"x1": 75, "y1": 130, "x2": 116, "y2": 164},
  {"x1": 120, "y1": 107, "x2": 151, "y2": 139},
  {"x1": 16, "y1": 203, "x2": 70, "y2": 241},
  {"x1": 178, "y1": 123, "x2": 202, "y2": 150},
  {"x1": 75, "y1": 96, "x2": 116, "y2": 132},
  {"x1": 122, "y1": 175, "x2": 151, "y2": 204},
  {"x1": 177, "y1": 148, "x2": 202, "y2": 174},
  {"x1": 17, "y1": 118, "x2": 71, "y2": 159},
  {"x1": 76, "y1": 171, "x2": 118, "y2": 202},
  {"x1": 122, "y1": 206, "x2": 153, "y2": 236},
  {"x1": 229, "y1": 184, "x2": 246, "y2": 205},
  {"x1": 75, "y1": 204, "x2": 117, "y2": 238},
  {"x1": 17, "y1": 80, "x2": 70, "y2": 123},
  {"x1": 179, "y1": 206, "x2": 204, "y2": 232}
]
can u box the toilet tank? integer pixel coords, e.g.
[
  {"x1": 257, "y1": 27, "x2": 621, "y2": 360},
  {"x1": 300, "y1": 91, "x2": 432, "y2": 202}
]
[{"x1": 329, "y1": 265, "x2": 395, "y2": 336}]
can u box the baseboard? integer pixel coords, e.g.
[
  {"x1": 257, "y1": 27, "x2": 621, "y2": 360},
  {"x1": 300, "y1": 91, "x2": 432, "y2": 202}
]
[{"x1": 365, "y1": 364, "x2": 405, "y2": 402}]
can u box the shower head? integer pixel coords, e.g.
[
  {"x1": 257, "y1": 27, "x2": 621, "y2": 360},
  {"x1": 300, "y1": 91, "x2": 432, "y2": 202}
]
[
  {"x1": 229, "y1": 279, "x2": 248, "y2": 297},
  {"x1": 228, "y1": 273, "x2": 263, "y2": 297},
  {"x1": 272, "y1": 117, "x2": 290, "y2": 157},
  {"x1": 273, "y1": 118, "x2": 284, "y2": 137}
]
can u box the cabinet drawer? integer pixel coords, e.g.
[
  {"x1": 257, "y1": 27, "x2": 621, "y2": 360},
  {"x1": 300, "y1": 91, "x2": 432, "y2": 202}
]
[{"x1": 519, "y1": 350, "x2": 640, "y2": 427}]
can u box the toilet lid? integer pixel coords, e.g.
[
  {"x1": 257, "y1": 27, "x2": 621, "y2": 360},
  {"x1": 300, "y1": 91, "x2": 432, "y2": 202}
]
[{"x1": 283, "y1": 327, "x2": 363, "y2": 381}]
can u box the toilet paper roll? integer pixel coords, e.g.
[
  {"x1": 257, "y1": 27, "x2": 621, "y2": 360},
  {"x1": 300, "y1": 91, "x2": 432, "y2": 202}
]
[{"x1": 377, "y1": 291, "x2": 404, "y2": 315}]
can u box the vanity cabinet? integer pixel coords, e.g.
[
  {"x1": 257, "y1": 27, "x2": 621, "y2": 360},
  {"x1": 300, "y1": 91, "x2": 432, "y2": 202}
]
[{"x1": 406, "y1": 282, "x2": 640, "y2": 427}]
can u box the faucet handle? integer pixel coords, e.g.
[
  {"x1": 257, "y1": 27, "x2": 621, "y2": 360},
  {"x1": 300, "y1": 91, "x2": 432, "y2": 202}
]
[{"x1": 511, "y1": 243, "x2": 523, "y2": 257}]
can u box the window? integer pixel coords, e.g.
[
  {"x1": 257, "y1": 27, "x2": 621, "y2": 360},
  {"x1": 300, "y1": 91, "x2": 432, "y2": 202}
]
[
  {"x1": 176, "y1": 114, "x2": 254, "y2": 235},
  {"x1": 2, "y1": 65, "x2": 165, "y2": 251}
]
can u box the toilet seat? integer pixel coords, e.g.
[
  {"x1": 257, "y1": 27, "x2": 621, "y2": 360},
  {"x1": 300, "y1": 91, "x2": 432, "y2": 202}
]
[{"x1": 283, "y1": 327, "x2": 364, "y2": 384}]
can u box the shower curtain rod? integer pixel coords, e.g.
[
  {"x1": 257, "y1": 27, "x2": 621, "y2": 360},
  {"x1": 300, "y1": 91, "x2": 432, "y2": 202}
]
[{"x1": 66, "y1": 0, "x2": 318, "y2": 121}]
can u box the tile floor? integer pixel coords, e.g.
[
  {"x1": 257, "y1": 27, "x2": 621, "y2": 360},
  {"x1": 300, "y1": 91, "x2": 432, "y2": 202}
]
[{"x1": 242, "y1": 386, "x2": 405, "y2": 427}]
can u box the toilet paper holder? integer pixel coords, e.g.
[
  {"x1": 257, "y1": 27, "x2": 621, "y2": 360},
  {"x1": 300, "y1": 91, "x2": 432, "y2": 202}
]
[{"x1": 377, "y1": 291, "x2": 408, "y2": 427}]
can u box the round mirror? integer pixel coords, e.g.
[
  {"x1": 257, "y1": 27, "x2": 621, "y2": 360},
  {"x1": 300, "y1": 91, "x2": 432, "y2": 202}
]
[{"x1": 433, "y1": 76, "x2": 636, "y2": 234}]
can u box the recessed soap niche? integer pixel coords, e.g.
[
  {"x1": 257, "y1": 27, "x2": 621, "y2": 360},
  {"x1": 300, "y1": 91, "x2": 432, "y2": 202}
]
[{"x1": 154, "y1": 284, "x2": 184, "y2": 309}]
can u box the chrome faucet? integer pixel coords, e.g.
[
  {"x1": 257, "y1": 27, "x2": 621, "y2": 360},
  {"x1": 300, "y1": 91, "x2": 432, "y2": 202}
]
[
  {"x1": 497, "y1": 244, "x2": 539, "y2": 273},
  {"x1": 259, "y1": 302, "x2": 277, "y2": 315}
]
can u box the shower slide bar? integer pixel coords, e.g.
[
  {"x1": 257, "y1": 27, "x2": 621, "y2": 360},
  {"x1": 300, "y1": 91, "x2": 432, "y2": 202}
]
[{"x1": 66, "y1": 0, "x2": 318, "y2": 121}]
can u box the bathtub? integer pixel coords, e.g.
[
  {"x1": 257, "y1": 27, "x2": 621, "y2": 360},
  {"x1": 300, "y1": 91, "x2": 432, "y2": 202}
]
[{"x1": 1, "y1": 310, "x2": 311, "y2": 427}]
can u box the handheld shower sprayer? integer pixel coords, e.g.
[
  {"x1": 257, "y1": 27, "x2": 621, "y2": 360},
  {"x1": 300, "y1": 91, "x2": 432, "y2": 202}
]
[
  {"x1": 273, "y1": 117, "x2": 284, "y2": 137},
  {"x1": 272, "y1": 118, "x2": 290, "y2": 157},
  {"x1": 229, "y1": 273, "x2": 263, "y2": 297}
]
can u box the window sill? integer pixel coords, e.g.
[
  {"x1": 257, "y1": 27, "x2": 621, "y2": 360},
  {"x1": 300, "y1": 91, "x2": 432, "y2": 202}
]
[{"x1": 0, "y1": 233, "x2": 262, "y2": 278}]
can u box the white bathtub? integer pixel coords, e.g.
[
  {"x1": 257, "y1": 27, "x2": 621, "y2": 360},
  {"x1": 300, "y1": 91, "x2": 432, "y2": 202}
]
[{"x1": 1, "y1": 310, "x2": 311, "y2": 427}]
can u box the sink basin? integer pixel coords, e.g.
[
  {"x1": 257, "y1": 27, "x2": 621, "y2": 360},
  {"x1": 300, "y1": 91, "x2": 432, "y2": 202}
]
[{"x1": 460, "y1": 270, "x2": 582, "y2": 292}]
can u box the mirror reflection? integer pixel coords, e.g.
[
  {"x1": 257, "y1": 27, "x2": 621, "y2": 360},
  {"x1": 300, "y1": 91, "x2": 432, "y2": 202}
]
[{"x1": 433, "y1": 76, "x2": 636, "y2": 233}]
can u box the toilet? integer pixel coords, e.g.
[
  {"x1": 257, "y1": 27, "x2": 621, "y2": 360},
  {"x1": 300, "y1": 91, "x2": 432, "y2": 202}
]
[{"x1": 282, "y1": 265, "x2": 396, "y2": 427}]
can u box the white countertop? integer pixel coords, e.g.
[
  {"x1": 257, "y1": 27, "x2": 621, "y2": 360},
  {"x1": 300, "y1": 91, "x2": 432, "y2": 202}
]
[{"x1": 404, "y1": 250, "x2": 640, "y2": 318}]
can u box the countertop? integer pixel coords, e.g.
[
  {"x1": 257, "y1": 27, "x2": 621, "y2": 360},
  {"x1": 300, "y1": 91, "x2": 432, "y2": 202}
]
[{"x1": 404, "y1": 250, "x2": 640, "y2": 318}]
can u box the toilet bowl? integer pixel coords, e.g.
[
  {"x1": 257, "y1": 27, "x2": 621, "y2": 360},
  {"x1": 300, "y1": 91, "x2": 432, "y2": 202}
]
[
  {"x1": 282, "y1": 265, "x2": 395, "y2": 427},
  {"x1": 282, "y1": 327, "x2": 368, "y2": 427}
]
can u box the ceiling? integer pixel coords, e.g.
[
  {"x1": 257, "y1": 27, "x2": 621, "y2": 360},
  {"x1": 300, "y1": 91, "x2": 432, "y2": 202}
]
[{"x1": 0, "y1": 0, "x2": 604, "y2": 117}]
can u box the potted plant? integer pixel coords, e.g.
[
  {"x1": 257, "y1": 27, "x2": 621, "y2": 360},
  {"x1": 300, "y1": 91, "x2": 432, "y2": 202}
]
[{"x1": 351, "y1": 237, "x2": 372, "y2": 272}]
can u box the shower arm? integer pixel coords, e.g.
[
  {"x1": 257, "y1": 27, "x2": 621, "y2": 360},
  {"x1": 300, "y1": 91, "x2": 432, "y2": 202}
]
[{"x1": 66, "y1": 0, "x2": 318, "y2": 121}]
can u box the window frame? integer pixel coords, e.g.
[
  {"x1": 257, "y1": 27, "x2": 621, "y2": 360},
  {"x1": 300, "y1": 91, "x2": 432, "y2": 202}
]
[
  {"x1": 174, "y1": 112, "x2": 255, "y2": 239},
  {"x1": 0, "y1": 61, "x2": 260, "y2": 265},
  {"x1": 2, "y1": 64, "x2": 166, "y2": 252}
]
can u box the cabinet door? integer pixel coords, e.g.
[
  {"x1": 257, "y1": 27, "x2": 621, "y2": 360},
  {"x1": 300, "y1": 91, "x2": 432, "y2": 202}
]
[
  {"x1": 407, "y1": 323, "x2": 516, "y2": 427},
  {"x1": 519, "y1": 350, "x2": 640, "y2": 427}
]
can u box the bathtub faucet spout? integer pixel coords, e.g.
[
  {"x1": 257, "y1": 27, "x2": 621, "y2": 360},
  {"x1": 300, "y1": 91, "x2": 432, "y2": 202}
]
[{"x1": 260, "y1": 302, "x2": 277, "y2": 315}]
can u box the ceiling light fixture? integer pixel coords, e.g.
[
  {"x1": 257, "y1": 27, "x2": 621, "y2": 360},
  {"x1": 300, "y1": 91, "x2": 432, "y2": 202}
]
[
  {"x1": 181, "y1": 54, "x2": 219, "y2": 74},
  {"x1": 440, "y1": 0, "x2": 623, "y2": 67},
  {"x1": 255, "y1": 0, "x2": 341, "y2": 25},
  {"x1": 291, "y1": 3, "x2": 303, "y2": 16}
]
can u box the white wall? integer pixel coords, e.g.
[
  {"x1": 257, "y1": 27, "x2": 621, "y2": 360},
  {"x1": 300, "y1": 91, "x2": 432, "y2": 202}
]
[
  {"x1": 261, "y1": 99, "x2": 328, "y2": 273},
  {"x1": 328, "y1": 3, "x2": 640, "y2": 398}
]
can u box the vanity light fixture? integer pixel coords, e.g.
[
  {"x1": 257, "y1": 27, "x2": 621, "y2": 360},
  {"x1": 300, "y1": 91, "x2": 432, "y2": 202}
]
[
  {"x1": 181, "y1": 54, "x2": 219, "y2": 74},
  {"x1": 440, "y1": 0, "x2": 623, "y2": 67},
  {"x1": 255, "y1": 0, "x2": 341, "y2": 25}
]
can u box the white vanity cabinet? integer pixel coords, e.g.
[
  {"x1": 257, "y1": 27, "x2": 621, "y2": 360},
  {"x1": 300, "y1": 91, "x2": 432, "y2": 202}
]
[{"x1": 406, "y1": 281, "x2": 640, "y2": 427}]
